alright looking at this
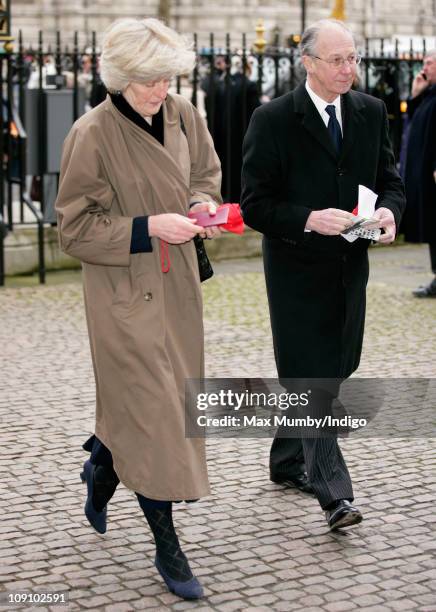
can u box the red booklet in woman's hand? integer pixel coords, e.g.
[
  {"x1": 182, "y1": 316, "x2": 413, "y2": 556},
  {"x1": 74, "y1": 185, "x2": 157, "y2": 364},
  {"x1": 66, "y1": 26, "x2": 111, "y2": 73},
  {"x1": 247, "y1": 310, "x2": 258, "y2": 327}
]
[{"x1": 188, "y1": 203, "x2": 244, "y2": 234}]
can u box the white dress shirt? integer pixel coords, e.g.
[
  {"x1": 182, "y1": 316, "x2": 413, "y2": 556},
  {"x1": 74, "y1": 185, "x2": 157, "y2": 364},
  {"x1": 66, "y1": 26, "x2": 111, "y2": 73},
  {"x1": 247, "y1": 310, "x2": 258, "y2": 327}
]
[
  {"x1": 303, "y1": 81, "x2": 344, "y2": 232},
  {"x1": 305, "y1": 80, "x2": 343, "y2": 134}
]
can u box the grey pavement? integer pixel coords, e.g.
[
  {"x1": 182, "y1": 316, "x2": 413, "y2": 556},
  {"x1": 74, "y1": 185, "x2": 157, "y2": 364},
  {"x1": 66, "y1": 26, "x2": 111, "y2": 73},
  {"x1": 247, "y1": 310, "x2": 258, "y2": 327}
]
[{"x1": 0, "y1": 243, "x2": 435, "y2": 612}]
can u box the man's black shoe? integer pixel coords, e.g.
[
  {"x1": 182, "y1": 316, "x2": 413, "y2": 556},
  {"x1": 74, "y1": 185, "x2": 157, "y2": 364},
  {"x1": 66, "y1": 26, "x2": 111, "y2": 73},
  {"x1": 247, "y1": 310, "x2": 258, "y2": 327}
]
[
  {"x1": 326, "y1": 499, "x2": 363, "y2": 530},
  {"x1": 412, "y1": 278, "x2": 436, "y2": 298},
  {"x1": 271, "y1": 473, "x2": 314, "y2": 495}
]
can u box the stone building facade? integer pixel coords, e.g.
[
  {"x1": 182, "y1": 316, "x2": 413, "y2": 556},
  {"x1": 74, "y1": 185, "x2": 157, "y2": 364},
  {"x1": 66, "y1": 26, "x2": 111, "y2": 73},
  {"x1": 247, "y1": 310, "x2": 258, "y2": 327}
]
[{"x1": 9, "y1": 0, "x2": 436, "y2": 48}]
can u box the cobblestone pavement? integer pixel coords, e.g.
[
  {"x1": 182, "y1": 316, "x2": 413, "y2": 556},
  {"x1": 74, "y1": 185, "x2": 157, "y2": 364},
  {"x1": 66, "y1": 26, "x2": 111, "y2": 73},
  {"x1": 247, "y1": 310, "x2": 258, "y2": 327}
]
[{"x1": 0, "y1": 244, "x2": 435, "y2": 612}]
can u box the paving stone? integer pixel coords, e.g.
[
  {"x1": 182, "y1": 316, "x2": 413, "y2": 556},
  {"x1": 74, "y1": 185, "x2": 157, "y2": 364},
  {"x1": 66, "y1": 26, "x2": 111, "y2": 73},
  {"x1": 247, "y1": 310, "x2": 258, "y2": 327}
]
[
  {"x1": 209, "y1": 591, "x2": 245, "y2": 605},
  {"x1": 247, "y1": 593, "x2": 279, "y2": 605},
  {"x1": 357, "y1": 607, "x2": 390, "y2": 612},
  {"x1": 104, "y1": 604, "x2": 135, "y2": 612},
  {"x1": 242, "y1": 574, "x2": 278, "y2": 588},
  {"x1": 353, "y1": 594, "x2": 386, "y2": 606},
  {"x1": 354, "y1": 573, "x2": 380, "y2": 585},
  {"x1": 347, "y1": 583, "x2": 380, "y2": 596},
  {"x1": 283, "y1": 604, "x2": 311, "y2": 612},
  {"x1": 275, "y1": 588, "x2": 308, "y2": 601},
  {"x1": 379, "y1": 589, "x2": 409, "y2": 602},
  {"x1": 386, "y1": 599, "x2": 423, "y2": 610},
  {"x1": 89, "y1": 574, "x2": 121, "y2": 586},
  {"x1": 324, "y1": 602, "x2": 357, "y2": 612},
  {"x1": 130, "y1": 596, "x2": 162, "y2": 609},
  {"x1": 325, "y1": 591, "x2": 354, "y2": 603},
  {"x1": 76, "y1": 595, "x2": 112, "y2": 608}
]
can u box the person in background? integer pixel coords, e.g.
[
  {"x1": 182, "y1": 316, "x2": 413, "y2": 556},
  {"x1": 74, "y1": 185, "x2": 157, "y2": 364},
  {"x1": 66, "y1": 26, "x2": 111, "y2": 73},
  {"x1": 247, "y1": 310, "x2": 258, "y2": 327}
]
[
  {"x1": 401, "y1": 50, "x2": 436, "y2": 297},
  {"x1": 202, "y1": 55, "x2": 260, "y2": 202},
  {"x1": 55, "y1": 18, "x2": 222, "y2": 600}
]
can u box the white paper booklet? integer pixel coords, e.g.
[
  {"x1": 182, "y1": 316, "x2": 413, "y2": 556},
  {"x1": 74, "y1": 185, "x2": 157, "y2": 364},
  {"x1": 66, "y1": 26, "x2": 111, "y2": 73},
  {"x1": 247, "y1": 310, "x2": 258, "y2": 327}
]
[{"x1": 341, "y1": 185, "x2": 381, "y2": 243}]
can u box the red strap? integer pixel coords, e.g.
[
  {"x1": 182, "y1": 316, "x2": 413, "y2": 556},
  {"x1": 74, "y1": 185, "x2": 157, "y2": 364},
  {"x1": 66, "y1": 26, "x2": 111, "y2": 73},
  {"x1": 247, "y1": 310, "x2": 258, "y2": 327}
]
[{"x1": 160, "y1": 240, "x2": 170, "y2": 273}]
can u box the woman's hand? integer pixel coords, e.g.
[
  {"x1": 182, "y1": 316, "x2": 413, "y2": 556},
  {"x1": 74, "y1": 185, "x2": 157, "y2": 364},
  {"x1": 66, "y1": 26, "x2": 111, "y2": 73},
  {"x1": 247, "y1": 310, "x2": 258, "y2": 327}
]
[
  {"x1": 189, "y1": 201, "x2": 223, "y2": 239},
  {"x1": 148, "y1": 213, "x2": 203, "y2": 244}
]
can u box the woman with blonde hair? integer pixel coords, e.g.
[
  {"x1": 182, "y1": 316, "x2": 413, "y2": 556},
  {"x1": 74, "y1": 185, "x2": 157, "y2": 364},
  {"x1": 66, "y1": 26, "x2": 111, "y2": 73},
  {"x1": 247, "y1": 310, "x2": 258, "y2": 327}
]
[{"x1": 55, "y1": 17, "x2": 222, "y2": 600}]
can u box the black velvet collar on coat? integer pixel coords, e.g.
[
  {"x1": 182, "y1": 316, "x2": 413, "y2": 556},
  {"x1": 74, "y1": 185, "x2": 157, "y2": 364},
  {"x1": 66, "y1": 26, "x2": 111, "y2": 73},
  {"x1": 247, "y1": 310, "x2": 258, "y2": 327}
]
[{"x1": 109, "y1": 92, "x2": 164, "y2": 146}]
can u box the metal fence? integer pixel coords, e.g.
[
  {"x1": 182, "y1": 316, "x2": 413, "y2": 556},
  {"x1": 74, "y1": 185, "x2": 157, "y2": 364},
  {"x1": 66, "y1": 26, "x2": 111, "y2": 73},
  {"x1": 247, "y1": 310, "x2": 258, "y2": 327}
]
[{"x1": 0, "y1": 30, "x2": 429, "y2": 285}]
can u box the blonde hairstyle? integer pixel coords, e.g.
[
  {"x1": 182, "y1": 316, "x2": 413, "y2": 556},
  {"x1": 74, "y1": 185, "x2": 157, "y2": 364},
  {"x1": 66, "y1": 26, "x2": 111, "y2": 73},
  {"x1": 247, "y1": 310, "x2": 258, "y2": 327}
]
[{"x1": 100, "y1": 18, "x2": 195, "y2": 92}]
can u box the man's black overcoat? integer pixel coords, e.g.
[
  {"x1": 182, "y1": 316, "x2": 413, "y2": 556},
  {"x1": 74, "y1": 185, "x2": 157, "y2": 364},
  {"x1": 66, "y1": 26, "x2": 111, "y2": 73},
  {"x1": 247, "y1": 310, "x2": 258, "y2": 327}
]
[
  {"x1": 401, "y1": 85, "x2": 436, "y2": 243},
  {"x1": 241, "y1": 82, "x2": 405, "y2": 379},
  {"x1": 205, "y1": 73, "x2": 260, "y2": 202}
]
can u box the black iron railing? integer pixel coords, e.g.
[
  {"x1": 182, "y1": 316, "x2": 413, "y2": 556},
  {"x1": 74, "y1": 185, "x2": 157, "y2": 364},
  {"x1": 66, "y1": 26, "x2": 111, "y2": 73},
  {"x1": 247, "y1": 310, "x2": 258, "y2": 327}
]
[{"x1": 0, "y1": 28, "x2": 428, "y2": 284}]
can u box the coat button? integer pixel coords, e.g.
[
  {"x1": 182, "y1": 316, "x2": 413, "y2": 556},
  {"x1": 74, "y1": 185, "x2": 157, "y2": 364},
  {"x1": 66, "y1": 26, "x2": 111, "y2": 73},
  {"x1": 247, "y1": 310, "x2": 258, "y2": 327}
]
[
  {"x1": 104, "y1": 217, "x2": 111, "y2": 226},
  {"x1": 144, "y1": 292, "x2": 153, "y2": 301}
]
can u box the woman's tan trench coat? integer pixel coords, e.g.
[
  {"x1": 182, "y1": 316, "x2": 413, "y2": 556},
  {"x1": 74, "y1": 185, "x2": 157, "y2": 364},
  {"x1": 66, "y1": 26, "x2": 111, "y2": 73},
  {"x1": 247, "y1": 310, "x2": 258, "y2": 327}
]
[{"x1": 55, "y1": 94, "x2": 222, "y2": 500}]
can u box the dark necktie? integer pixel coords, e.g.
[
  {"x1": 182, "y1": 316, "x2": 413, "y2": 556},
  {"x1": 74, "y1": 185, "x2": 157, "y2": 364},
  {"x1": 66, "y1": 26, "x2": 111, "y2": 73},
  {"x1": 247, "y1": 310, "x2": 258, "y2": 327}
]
[{"x1": 325, "y1": 104, "x2": 342, "y2": 154}]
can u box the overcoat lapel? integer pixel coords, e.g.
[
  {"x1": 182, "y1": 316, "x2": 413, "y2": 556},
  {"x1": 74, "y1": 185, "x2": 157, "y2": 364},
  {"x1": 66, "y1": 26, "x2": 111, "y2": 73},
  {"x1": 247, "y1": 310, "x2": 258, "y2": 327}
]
[
  {"x1": 162, "y1": 99, "x2": 188, "y2": 183},
  {"x1": 294, "y1": 82, "x2": 338, "y2": 161},
  {"x1": 293, "y1": 83, "x2": 367, "y2": 163},
  {"x1": 105, "y1": 99, "x2": 191, "y2": 210},
  {"x1": 340, "y1": 90, "x2": 366, "y2": 161}
]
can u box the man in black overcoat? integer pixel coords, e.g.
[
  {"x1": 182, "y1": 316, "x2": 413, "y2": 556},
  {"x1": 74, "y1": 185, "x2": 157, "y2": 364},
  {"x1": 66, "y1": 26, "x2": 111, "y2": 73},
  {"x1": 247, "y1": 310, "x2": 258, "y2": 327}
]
[
  {"x1": 203, "y1": 58, "x2": 260, "y2": 202},
  {"x1": 241, "y1": 19, "x2": 406, "y2": 530},
  {"x1": 401, "y1": 50, "x2": 436, "y2": 297}
]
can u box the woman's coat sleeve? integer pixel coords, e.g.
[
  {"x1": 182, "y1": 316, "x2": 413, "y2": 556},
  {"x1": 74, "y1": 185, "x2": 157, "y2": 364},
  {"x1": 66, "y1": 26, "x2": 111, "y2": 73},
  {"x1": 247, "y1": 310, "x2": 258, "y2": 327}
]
[{"x1": 55, "y1": 125, "x2": 133, "y2": 266}]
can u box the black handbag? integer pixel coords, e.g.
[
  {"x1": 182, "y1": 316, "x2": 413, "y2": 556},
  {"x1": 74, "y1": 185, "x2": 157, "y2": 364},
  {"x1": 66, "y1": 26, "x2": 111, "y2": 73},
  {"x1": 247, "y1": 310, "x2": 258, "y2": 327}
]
[
  {"x1": 193, "y1": 234, "x2": 214, "y2": 282},
  {"x1": 178, "y1": 111, "x2": 214, "y2": 282}
]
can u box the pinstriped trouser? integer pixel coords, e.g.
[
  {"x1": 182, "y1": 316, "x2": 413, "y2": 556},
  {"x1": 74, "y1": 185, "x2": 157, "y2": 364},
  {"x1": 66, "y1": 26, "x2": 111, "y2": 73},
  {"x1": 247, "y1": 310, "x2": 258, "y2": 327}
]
[{"x1": 269, "y1": 386, "x2": 354, "y2": 510}]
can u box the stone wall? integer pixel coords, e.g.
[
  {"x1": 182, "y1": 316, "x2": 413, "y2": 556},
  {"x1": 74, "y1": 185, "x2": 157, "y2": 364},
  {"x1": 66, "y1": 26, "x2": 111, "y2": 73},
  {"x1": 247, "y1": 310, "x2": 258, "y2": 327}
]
[{"x1": 10, "y1": 0, "x2": 436, "y2": 48}]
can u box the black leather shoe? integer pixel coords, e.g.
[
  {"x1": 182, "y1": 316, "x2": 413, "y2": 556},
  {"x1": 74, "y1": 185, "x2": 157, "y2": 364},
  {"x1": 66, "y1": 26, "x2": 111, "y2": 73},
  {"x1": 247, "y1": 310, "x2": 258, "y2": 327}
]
[
  {"x1": 326, "y1": 499, "x2": 363, "y2": 530},
  {"x1": 412, "y1": 279, "x2": 436, "y2": 298},
  {"x1": 271, "y1": 473, "x2": 314, "y2": 495}
]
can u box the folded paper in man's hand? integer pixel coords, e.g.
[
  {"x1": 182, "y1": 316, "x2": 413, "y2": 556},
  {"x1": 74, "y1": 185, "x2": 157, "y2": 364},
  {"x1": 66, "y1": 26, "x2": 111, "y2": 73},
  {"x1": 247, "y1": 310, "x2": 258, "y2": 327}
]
[
  {"x1": 341, "y1": 216, "x2": 379, "y2": 235},
  {"x1": 341, "y1": 185, "x2": 381, "y2": 243}
]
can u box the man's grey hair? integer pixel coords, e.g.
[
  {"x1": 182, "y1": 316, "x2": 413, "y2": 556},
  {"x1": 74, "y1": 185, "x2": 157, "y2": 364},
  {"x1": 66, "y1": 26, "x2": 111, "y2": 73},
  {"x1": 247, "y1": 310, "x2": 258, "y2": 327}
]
[
  {"x1": 424, "y1": 49, "x2": 436, "y2": 60},
  {"x1": 300, "y1": 19, "x2": 356, "y2": 57}
]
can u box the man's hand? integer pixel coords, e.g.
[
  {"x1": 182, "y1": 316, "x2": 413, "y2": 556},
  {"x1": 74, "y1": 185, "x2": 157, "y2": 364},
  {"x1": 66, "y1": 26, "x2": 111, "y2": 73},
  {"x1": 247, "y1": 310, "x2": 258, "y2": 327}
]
[
  {"x1": 305, "y1": 208, "x2": 356, "y2": 235},
  {"x1": 370, "y1": 207, "x2": 396, "y2": 244},
  {"x1": 189, "y1": 201, "x2": 223, "y2": 239},
  {"x1": 411, "y1": 71, "x2": 429, "y2": 98},
  {"x1": 148, "y1": 213, "x2": 203, "y2": 244}
]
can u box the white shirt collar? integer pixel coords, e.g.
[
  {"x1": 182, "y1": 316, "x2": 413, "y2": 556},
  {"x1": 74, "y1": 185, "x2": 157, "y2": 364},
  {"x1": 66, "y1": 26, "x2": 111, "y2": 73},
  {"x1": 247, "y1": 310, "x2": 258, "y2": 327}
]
[{"x1": 305, "y1": 79, "x2": 343, "y2": 131}]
